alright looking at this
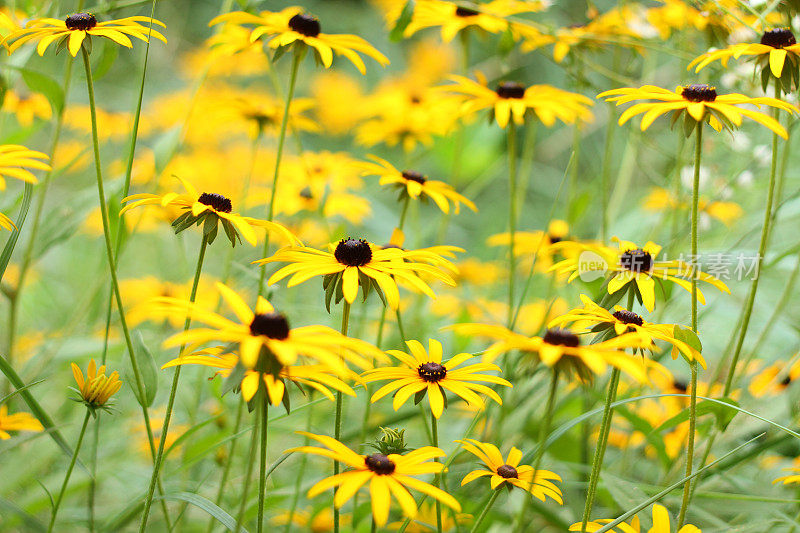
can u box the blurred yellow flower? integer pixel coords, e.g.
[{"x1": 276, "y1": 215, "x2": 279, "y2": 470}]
[
  {"x1": 0, "y1": 404, "x2": 43, "y2": 439},
  {"x1": 2, "y1": 90, "x2": 51, "y2": 126}
]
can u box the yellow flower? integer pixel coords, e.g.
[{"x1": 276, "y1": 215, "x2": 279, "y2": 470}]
[
  {"x1": 441, "y1": 73, "x2": 594, "y2": 128},
  {"x1": 597, "y1": 84, "x2": 797, "y2": 139},
  {"x1": 404, "y1": 0, "x2": 543, "y2": 42},
  {"x1": 287, "y1": 431, "x2": 461, "y2": 526},
  {"x1": 748, "y1": 357, "x2": 800, "y2": 398},
  {"x1": 458, "y1": 439, "x2": 562, "y2": 503},
  {"x1": 122, "y1": 275, "x2": 220, "y2": 328},
  {"x1": 363, "y1": 338, "x2": 511, "y2": 419},
  {"x1": 357, "y1": 155, "x2": 476, "y2": 214},
  {"x1": 448, "y1": 323, "x2": 651, "y2": 381},
  {"x1": 271, "y1": 507, "x2": 347, "y2": 532},
  {"x1": 0, "y1": 144, "x2": 50, "y2": 190},
  {"x1": 569, "y1": 503, "x2": 701, "y2": 532},
  {"x1": 487, "y1": 219, "x2": 571, "y2": 273},
  {"x1": 2, "y1": 90, "x2": 52, "y2": 126},
  {"x1": 70, "y1": 359, "x2": 122, "y2": 411},
  {"x1": 257, "y1": 238, "x2": 456, "y2": 310},
  {"x1": 387, "y1": 502, "x2": 471, "y2": 532},
  {"x1": 121, "y1": 175, "x2": 298, "y2": 247},
  {"x1": 549, "y1": 294, "x2": 706, "y2": 368},
  {"x1": 643, "y1": 187, "x2": 742, "y2": 227},
  {"x1": 161, "y1": 347, "x2": 358, "y2": 405},
  {"x1": 311, "y1": 71, "x2": 364, "y2": 134},
  {"x1": 3, "y1": 13, "x2": 166, "y2": 57},
  {"x1": 0, "y1": 404, "x2": 43, "y2": 439},
  {"x1": 689, "y1": 28, "x2": 800, "y2": 89},
  {"x1": 211, "y1": 7, "x2": 389, "y2": 74}
]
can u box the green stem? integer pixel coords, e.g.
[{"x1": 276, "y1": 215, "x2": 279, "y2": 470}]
[
  {"x1": 599, "y1": 102, "x2": 616, "y2": 243},
  {"x1": 235, "y1": 417, "x2": 260, "y2": 533},
  {"x1": 721, "y1": 85, "x2": 782, "y2": 397},
  {"x1": 139, "y1": 234, "x2": 208, "y2": 532},
  {"x1": 677, "y1": 121, "x2": 703, "y2": 528},
  {"x1": 514, "y1": 369, "x2": 559, "y2": 532},
  {"x1": 506, "y1": 122, "x2": 518, "y2": 327},
  {"x1": 398, "y1": 195, "x2": 411, "y2": 231},
  {"x1": 257, "y1": 53, "x2": 301, "y2": 299},
  {"x1": 333, "y1": 301, "x2": 351, "y2": 533},
  {"x1": 282, "y1": 405, "x2": 312, "y2": 533},
  {"x1": 431, "y1": 413, "x2": 443, "y2": 533},
  {"x1": 47, "y1": 410, "x2": 91, "y2": 533},
  {"x1": 257, "y1": 399, "x2": 269, "y2": 533},
  {"x1": 580, "y1": 368, "x2": 621, "y2": 532},
  {"x1": 207, "y1": 397, "x2": 245, "y2": 533},
  {"x1": 469, "y1": 490, "x2": 501, "y2": 533},
  {"x1": 395, "y1": 307, "x2": 407, "y2": 343}
]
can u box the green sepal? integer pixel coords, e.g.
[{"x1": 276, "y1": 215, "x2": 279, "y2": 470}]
[
  {"x1": 413, "y1": 388, "x2": 427, "y2": 405},
  {"x1": 272, "y1": 44, "x2": 290, "y2": 64},
  {"x1": 439, "y1": 385, "x2": 448, "y2": 409},
  {"x1": 222, "y1": 219, "x2": 239, "y2": 248},
  {"x1": 281, "y1": 381, "x2": 291, "y2": 414},
  {"x1": 761, "y1": 65, "x2": 772, "y2": 92},
  {"x1": 683, "y1": 112, "x2": 699, "y2": 138},
  {"x1": 221, "y1": 361, "x2": 247, "y2": 397},
  {"x1": 358, "y1": 269, "x2": 372, "y2": 303},
  {"x1": 389, "y1": 0, "x2": 414, "y2": 41},
  {"x1": 371, "y1": 277, "x2": 387, "y2": 308},
  {"x1": 55, "y1": 35, "x2": 69, "y2": 55}
]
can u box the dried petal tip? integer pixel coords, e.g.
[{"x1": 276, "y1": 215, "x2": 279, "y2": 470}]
[{"x1": 65, "y1": 13, "x2": 97, "y2": 30}]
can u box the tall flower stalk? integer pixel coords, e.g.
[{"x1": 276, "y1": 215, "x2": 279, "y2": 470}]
[
  {"x1": 333, "y1": 301, "x2": 351, "y2": 533},
  {"x1": 506, "y1": 122, "x2": 518, "y2": 327}
]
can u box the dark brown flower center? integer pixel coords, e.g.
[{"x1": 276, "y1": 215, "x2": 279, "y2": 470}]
[
  {"x1": 673, "y1": 379, "x2": 687, "y2": 392},
  {"x1": 65, "y1": 13, "x2": 97, "y2": 30},
  {"x1": 455, "y1": 6, "x2": 480, "y2": 16},
  {"x1": 781, "y1": 375, "x2": 793, "y2": 386},
  {"x1": 619, "y1": 249, "x2": 653, "y2": 273},
  {"x1": 496, "y1": 464, "x2": 518, "y2": 478},
  {"x1": 334, "y1": 238, "x2": 372, "y2": 266},
  {"x1": 543, "y1": 329, "x2": 580, "y2": 348},
  {"x1": 612, "y1": 309, "x2": 644, "y2": 326},
  {"x1": 198, "y1": 192, "x2": 233, "y2": 213},
  {"x1": 401, "y1": 170, "x2": 427, "y2": 184},
  {"x1": 681, "y1": 84, "x2": 717, "y2": 103},
  {"x1": 548, "y1": 235, "x2": 563, "y2": 244},
  {"x1": 364, "y1": 453, "x2": 396, "y2": 475},
  {"x1": 496, "y1": 82, "x2": 526, "y2": 99},
  {"x1": 299, "y1": 186, "x2": 313, "y2": 200},
  {"x1": 288, "y1": 13, "x2": 321, "y2": 37},
  {"x1": 761, "y1": 28, "x2": 796, "y2": 48},
  {"x1": 417, "y1": 362, "x2": 447, "y2": 382},
  {"x1": 249, "y1": 312, "x2": 290, "y2": 339}
]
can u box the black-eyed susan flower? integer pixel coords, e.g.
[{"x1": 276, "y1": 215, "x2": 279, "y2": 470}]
[
  {"x1": 145, "y1": 282, "x2": 382, "y2": 372},
  {"x1": 549, "y1": 295, "x2": 706, "y2": 368},
  {"x1": 550, "y1": 238, "x2": 730, "y2": 312},
  {"x1": 689, "y1": 28, "x2": 800, "y2": 91},
  {"x1": 362, "y1": 338, "x2": 511, "y2": 419},
  {"x1": 0, "y1": 404, "x2": 43, "y2": 439},
  {"x1": 597, "y1": 84, "x2": 797, "y2": 138},
  {"x1": 569, "y1": 503, "x2": 701, "y2": 532},
  {"x1": 286, "y1": 431, "x2": 461, "y2": 526},
  {"x1": 3, "y1": 13, "x2": 166, "y2": 57},
  {"x1": 404, "y1": 0, "x2": 543, "y2": 42},
  {"x1": 121, "y1": 175, "x2": 298, "y2": 247},
  {"x1": 748, "y1": 357, "x2": 800, "y2": 398},
  {"x1": 458, "y1": 439, "x2": 562, "y2": 502},
  {"x1": 161, "y1": 347, "x2": 358, "y2": 405},
  {"x1": 257, "y1": 238, "x2": 456, "y2": 310},
  {"x1": 70, "y1": 359, "x2": 122, "y2": 414},
  {"x1": 0, "y1": 144, "x2": 50, "y2": 190},
  {"x1": 441, "y1": 73, "x2": 594, "y2": 128},
  {"x1": 211, "y1": 7, "x2": 389, "y2": 74},
  {"x1": 357, "y1": 155, "x2": 477, "y2": 214},
  {"x1": 448, "y1": 323, "x2": 650, "y2": 382}
]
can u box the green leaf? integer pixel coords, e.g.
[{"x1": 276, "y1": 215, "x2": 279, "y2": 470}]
[
  {"x1": 389, "y1": 0, "x2": 414, "y2": 41},
  {"x1": 134, "y1": 333, "x2": 158, "y2": 407},
  {"x1": 20, "y1": 68, "x2": 64, "y2": 113},
  {"x1": 673, "y1": 324, "x2": 702, "y2": 353},
  {"x1": 154, "y1": 492, "x2": 247, "y2": 532},
  {"x1": 0, "y1": 497, "x2": 46, "y2": 532},
  {"x1": 654, "y1": 397, "x2": 739, "y2": 432},
  {"x1": 0, "y1": 379, "x2": 45, "y2": 406}
]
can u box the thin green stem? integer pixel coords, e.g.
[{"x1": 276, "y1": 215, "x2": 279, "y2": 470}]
[
  {"x1": 469, "y1": 490, "x2": 501, "y2": 533},
  {"x1": 599, "y1": 102, "x2": 616, "y2": 243},
  {"x1": 506, "y1": 122, "x2": 518, "y2": 328},
  {"x1": 431, "y1": 413, "x2": 443, "y2": 533},
  {"x1": 207, "y1": 397, "x2": 245, "y2": 533},
  {"x1": 282, "y1": 405, "x2": 312, "y2": 533},
  {"x1": 47, "y1": 410, "x2": 91, "y2": 533},
  {"x1": 139, "y1": 234, "x2": 208, "y2": 532},
  {"x1": 258, "y1": 53, "x2": 301, "y2": 298},
  {"x1": 333, "y1": 301, "x2": 351, "y2": 533},
  {"x1": 398, "y1": 195, "x2": 411, "y2": 231},
  {"x1": 235, "y1": 417, "x2": 260, "y2": 533},
  {"x1": 257, "y1": 400, "x2": 269, "y2": 533}
]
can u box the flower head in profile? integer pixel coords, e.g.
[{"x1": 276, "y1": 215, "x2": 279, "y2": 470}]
[
  {"x1": 363, "y1": 339, "x2": 511, "y2": 419},
  {"x1": 549, "y1": 238, "x2": 730, "y2": 312},
  {"x1": 145, "y1": 282, "x2": 382, "y2": 373},
  {"x1": 287, "y1": 431, "x2": 461, "y2": 526},
  {"x1": 0, "y1": 144, "x2": 51, "y2": 190},
  {"x1": 211, "y1": 7, "x2": 388, "y2": 74},
  {"x1": 161, "y1": 347, "x2": 359, "y2": 406},
  {"x1": 748, "y1": 357, "x2": 800, "y2": 397},
  {"x1": 440, "y1": 73, "x2": 594, "y2": 128},
  {"x1": 569, "y1": 503, "x2": 701, "y2": 532},
  {"x1": 448, "y1": 323, "x2": 650, "y2": 382},
  {"x1": 3, "y1": 13, "x2": 166, "y2": 57},
  {"x1": 70, "y1": 359, "x2": 122, "y2": 414},
  {"x1": 121, "y1": 175, "x2": 298, "y2": 247},
  {"x1": 357, "y1": 155, "x2": 476, "y2": 214},
  {"x1": 0, "y1": 404, "x2": 43, "y2": 439},
  {"x1": 689, "y1": 28, "x2": 800, "y2": 91},
  {"x1": 598, "y1": 84, "x2": 797, "y2": 138},
  {"x1": 257, "y1": 238, "x2": 456, "y2": 310},
  {"x1": 458, "y1": 439, "x2": 562, "y2": 503},
  {"x1": 549, "y1": 295, "x2": 706, "y2": 368}
]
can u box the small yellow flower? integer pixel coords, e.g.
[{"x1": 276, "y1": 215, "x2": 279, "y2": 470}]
[
  {"x1": 70, "y1": 359, "x2": 122, "y2": 411},
  {"x1": 569, "y1": 503, "x2": 701, "y2": 532},
  {"x1": 0, "y1": 404, "x2": 43, "y2": 439},
  {"x1": 404, "y1": 0, "x2": 544, "y2": 42},
  {"x1": 458, "y1": 439, "x2": 563, "y2": 503}
]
